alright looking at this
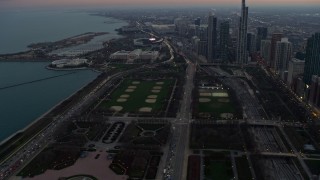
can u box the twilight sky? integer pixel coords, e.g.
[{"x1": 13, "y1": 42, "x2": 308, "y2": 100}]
[{"x1": 0, "y1": 0, "x2": 319, "y2": 8}]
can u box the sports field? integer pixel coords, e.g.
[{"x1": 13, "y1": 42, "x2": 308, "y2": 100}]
[
  {"x1": 197, "y1": 88, "x2": 235, "y2": 119},
  {"x1": 100, "y1": 79, "x2": 174, "y2": 113}
]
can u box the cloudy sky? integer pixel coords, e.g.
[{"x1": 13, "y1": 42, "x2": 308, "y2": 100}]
[{"x1": 0, "y1": 0, "x2": 319, "y2": 8}]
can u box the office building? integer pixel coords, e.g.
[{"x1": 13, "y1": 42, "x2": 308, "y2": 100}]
[
  {"x1": 236, "y1": 0, "x2": 249, "y2": 65},
  {"x1": 287, "y1": 58, "x2": 305, "y2": 86},
  {"x1": 247, "y1": 32, "x2": 256, "y2": 54},
  {"x1": 194, "y1": 17, "x2": 201, "y2": 26},
  {"x1": 270, "y1": 33, "x2": 283, "y2": 67},
  {"x1": 303, "y1": 33, "x2": 320, "y2": 85},
  {"x1": 256, "y1": 27, "x2": 268, "y2": 51},
  {"x1": 207, "y1": 12, "x2": 217, "y2": 63},
  {"x1": 220, "y1": 21, "x2": 230, "y2": 62},
  {"x1": 261, "y1": 40, "x2": 271, "y2": 63},
  {"x1": 274, "y1": 38, "x2": 292, "y2": 74}
]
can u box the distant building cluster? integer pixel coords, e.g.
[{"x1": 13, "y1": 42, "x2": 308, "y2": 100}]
[
  {"x1": 110, "y1": 49, "x2": 159, "y2": 63},
  {"x1": 50, "y1": 58, "x2": 88, "y2": 68},
  {"x1": 115, "y1": 0, "x2": 320, "y2": 113}
]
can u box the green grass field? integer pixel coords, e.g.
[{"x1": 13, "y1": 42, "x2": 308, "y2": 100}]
[
  {"x1": 235, "y1": 156, "x2": 252, "y2": 180},
  {"x1": 204, "y1": 152, "x2": 233, "y2": 180},
  {"x1": 198, "y1": 89, "x2": 236, "y2": 118},
  {"x1": 100, "y1": 79, "x2": 174, "y2": 113},
  {"x1": 305, "y1": 160, "x2": 320, "y2": 175}
]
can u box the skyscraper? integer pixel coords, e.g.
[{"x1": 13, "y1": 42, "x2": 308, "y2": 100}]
[
  {"x1": 198, "y1": 26, "x2": 208, "y2": 58},
  {"x1": 194, "y1": 17, "x2": 201, "y2": 26},
  {"x1": 256, "y1": 27, "x2": 268, "y2": 51},
  {"x1": 261, "y1": 40, "x2": 271, "y2": 63},
  {"x1": 207, "y1": 12, "x2": 217, "y2": 63},
  {"x1": 303, "y1": 33, "x2": 320, "y2": 85},
  {"x1": 274, "y1": 38, "x2": 292, "y2": 74},
  {"x1": 270, "y1": 33, "x2": 283, "y2": 67},
  {"x1": 287, "y1": 58, "x2": 305, "y2": 86},
  {"x1": 220, "y1": 21, "x2": 230, "y2": 63},
  {"x1": 236, "y1": 0, "x2": 249, "y2": 65},
  {"x1": 247, "y1": 32, "x2": 256, "y2": 55}
]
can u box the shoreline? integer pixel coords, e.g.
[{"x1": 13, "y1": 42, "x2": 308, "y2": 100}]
[
  {"x1": 0, "y1": 70, "x2": 101, "y2": 146},
  {"x1": 0, "y1": 13, "x2": 128, "y2": 145},
  {"x1": 45, "y1": 66, "x2": 88, "y2": 71}
]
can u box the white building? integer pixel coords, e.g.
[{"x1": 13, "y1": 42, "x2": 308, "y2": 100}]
[
  {"x1": 51, "y1": 58, "x2": 88, "y2": 68},
  {"x1": 274, "y1": 38, "x2": 292, "y2": 74},
  {"x1": 151, "y1": 25, "x2": 175, "y2": 34},
  {"x1": 110, "y1": 49, "x2": 159, "y2": 63},
  {"x1": 287, "y1": 58, "x2": 305, "y2": 86},
  {"x1": 109, "y1": 50, "x2": 131, "y2": 60}
]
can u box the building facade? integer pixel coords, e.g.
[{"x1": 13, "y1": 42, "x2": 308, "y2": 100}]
[
  {"x1": 207, "y1": 12, "x2": 217, "y2": 63},
  {"x1": 261, "y1": 40, "x2": 271, "y2": 63},
  {"x1": 256, "y1": 27, "x2": 268, "y2": 51},
  {"x1": 236, "y1": 0, "x2": 249, "y2": 65},
  {"x1": 220, "y1": 21, "x2": 230, "y2": 63},
  {"x1": 274, "y1": 38, "x2": 292, "y2": 74},
  {"x1": 303, "y1": 33, "x2": 320, "y2": 85},
  {"x1": 270, "y1": 33, "x2": 283, "y2": 68},
  {"x1": 247, "y1": 32, "x2": 256, "y2": 55},
  {"x1": 287, "y1": 58, "x2": 305, "y2": 86}
]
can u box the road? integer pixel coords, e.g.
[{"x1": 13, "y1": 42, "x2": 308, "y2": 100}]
[
  {"x1": 0, "y1": 67, "x2": 143, "y2": 180},
  {"x1": 162, "y1": 60, "x2": 196, "y2": 180}
]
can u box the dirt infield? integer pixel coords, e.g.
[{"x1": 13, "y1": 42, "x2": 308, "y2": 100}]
[
  {"x1": 109, "y1": 106, "x2": 123, "y2": 112},
  {"x1": 212, "y1": 92, "x2": 229, "y2": 97},
  {"x1": 132, "y1": 81, "x2": 140, "y2": 84},
  {"x1": 145, "y1": 99, "x2": 157, "y2": 103},
  {"x1": 148, "y1": 95, "x2": 158, "y2": 99},
  {"x1": 151, "y1": 90, "x2": 161, "y2": 93},
  {"x1": 199, "y1": 98, "x2": 211, "y2": 103},
  {"x1": 120, "y1": 94, "x2": 130, "y2": 98},
  {"x1": 125, "y1": 89, "x2": 135, "y2": 92},
  {"x1": 153, "y1": 86, "x2": 162, "y2": 90},
  {"x1": 117, "y1": 98, "x2": 127, "y2": 102},
  {"x1": 128, "y1": 86, "x2": 137, "y2": 89},
  {"x1": 199, "y1": 92, "x2": 212, "y2": 97},
  {"x1": 139, "y1": 107, "x2": 152, "y2": 112}
]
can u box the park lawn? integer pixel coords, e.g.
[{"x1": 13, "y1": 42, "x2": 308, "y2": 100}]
[
  {"x1": 100, "y1": 79, "x2": 174, "y2": 113},
  {"x1": 197, "y1": 88, "x2": 236, "y2": 118},
  {"x1": 305, "y1": 160, "x2": 320, "y2": 175},
  {"x1": 198, "y1": 97, "x2": 235, "y2": 116},
  {"x1": 204, "y1": 160, "x2": 233, "y2": 180},
  {"x1": 235, "y1": 156, "x2": 252, "y2": 180}
]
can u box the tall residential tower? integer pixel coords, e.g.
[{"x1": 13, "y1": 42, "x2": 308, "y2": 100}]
[
  {"x1": 220, "y1": 21, "x2": 230, "y2": 63},
  {"x1": 303, "y1": 33, "x2": 320, "y2": 85},
  {"x1": 236, "y1": 0, "x2": 249, "y2": 65},
  {"x1": 207, "y1": 12, "x2": 217, "y2": 63}
]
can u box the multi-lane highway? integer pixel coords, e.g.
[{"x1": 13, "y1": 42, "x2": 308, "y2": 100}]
[
  {"x1": 162, "y1": 59, "x2": 196, "y2": 180},
  {"x1": 0, "y1": 67, "x2": 143, "y2": 180}
]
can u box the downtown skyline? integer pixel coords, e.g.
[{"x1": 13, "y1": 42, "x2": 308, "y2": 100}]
[{"x1": 1, "y1": 0, "x2": 320, "y2": 9}]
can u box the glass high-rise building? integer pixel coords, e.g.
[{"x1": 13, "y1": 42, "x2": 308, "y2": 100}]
[
  {"x1": 256, "y1": 27, "x2": 268, "y2": 51},
  {"x1": 236, "y1": 0, "x2": 249, "y2": 65},
  {"x1": 220, "y1": 21, "x2": 230, "y2": 63},
  {"x1": 303, "y1": 33, "x2": 320, "y2": 85},
  {"x1": 207, "y1": 12, "x2": 217, "y2": 63},
  {"x1": 274, "y1": 38, "x2": 292, "y2": 74}
]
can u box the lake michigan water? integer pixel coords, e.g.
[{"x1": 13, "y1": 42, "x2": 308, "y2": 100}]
[{"x1": 0, "y1": 10, "x2": 127, "y2": 142}]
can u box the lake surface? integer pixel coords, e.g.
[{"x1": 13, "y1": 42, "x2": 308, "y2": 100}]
[
  {"x1": 0, "y1": 62, "x2": 99, "y2": 142},
  {"x1": 0, "y1": 10, "x2": 127, "y2": 142},
  {"x1": 0, "y1": 10, "x2": 127, "y2": 54}
]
